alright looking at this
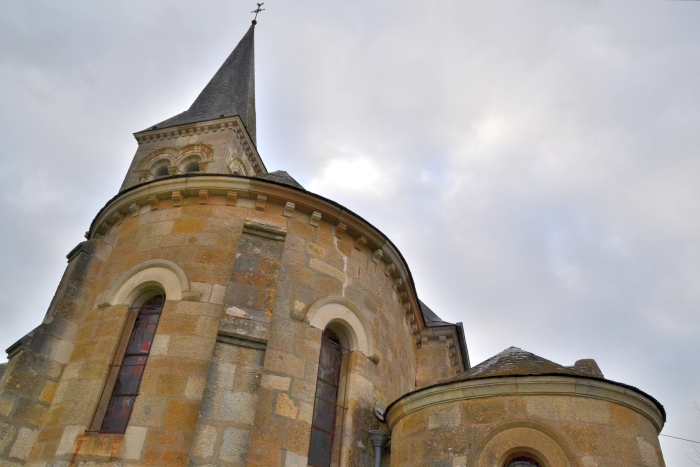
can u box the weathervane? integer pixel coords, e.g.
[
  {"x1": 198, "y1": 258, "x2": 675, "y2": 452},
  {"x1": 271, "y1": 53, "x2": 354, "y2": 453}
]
[{"x1": 251, "y1": 3, "x2": 265, "y2": 23}]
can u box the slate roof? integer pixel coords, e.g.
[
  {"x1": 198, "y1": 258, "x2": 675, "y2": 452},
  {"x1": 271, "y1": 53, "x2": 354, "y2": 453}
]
[
  {"x1": 386, "y1": 346, "x2": 665, "y2": 421},
  {"x1": 142, "y1": 22, "x2": 257, "y2": 144},
  {"x1": 419, "y1": 300, "x2": 453, "y2": 327},
  {"x1": 446, "y1": 347, "x2": 591, "y2": 382},
  {"x1": 254, "y1": 171, "x2": 305, "y2": 190}
]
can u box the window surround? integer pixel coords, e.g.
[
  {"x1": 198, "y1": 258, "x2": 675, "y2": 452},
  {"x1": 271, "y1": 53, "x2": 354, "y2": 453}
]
[
  {"x1": 103, "y1": 259, "x2": 190, "y2": 306},
  {"x1": 305, "y1": 296, "x2": 375, "y2": 360},
  {"x1": 90, "y1": 260, "x2": 190, "y2": 433},
  {"x1": 90, "y1": 290, "x2": 165, "y2": 433}
]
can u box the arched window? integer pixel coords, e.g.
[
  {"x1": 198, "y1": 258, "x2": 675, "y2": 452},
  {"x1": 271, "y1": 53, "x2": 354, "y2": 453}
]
[
  {"x1": 154, "y1": 166, "x2": 170, "y2": 178},
  {"x1": 505, "y1": 456, "x2": 542, "y2": 467},
  {"x1": 183, "y1": 162, "x2": 200, "y2": 173},
  {"x1": 308, "y1": 328, "x2": 345, "y2": 467},
  {"x1": 99, "y1": 295, "x2": 165, "y2": 433}
]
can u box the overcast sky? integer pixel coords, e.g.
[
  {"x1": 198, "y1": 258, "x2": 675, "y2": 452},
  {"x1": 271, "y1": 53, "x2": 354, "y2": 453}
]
[{"x1": 1, "y1": 0, "x2": 699, "y2": 464}]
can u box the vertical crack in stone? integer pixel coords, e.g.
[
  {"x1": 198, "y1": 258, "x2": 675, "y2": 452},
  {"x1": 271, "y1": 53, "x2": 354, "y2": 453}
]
[{"x1": 333, "y1": 224, "x2": 349, "y2": 297}]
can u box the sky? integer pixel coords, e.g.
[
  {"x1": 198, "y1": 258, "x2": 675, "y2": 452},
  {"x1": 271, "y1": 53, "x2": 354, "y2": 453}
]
[{"x1": 1, "y1": 0, "x2": 699, "y2": 464}]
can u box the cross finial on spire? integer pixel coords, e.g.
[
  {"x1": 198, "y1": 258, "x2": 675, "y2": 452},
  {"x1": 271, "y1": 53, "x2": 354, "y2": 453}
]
[{"x1": 251, "y1": 3, "x2": 265, "y2": 24}]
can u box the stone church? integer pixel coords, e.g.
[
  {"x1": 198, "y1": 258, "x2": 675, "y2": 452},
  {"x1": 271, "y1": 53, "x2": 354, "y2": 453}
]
[{"x1": 0, "y1": 19, "x2": 666, "y2": 467}]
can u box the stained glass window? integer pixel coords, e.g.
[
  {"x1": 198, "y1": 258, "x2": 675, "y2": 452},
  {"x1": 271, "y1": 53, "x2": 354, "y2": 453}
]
[
  {"x1": 506, "y1": 456, "x2": 542, "y2": 467},
  {"x1": 100, "y1": 295, "x2": 164, "y2": 433},
  {"x1": 308, "y1": 329, "x2": 344, "y2": 467}
]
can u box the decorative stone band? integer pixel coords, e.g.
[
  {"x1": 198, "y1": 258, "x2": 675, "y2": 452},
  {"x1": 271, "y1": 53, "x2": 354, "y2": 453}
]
[
  {"x1": 133, "y1": 115, "x2": 265, "y2": 175},
  {"x1": 88, "y1": 174, "x2": 430, "y2": 350},
  {"x1": 385, "y1": 375, "x2": 665, "y2": 433}
]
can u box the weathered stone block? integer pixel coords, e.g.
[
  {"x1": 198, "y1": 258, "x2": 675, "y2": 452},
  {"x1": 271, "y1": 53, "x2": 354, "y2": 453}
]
[
  {"x1": 10, "y1": 426, "x2": 39, "y2": 459},
  {"x1": 168, "y1": 336, "x2": 216, "y2": 361},
  {"x1": 121, "y1": 426, "x2": 147, "y2": 460},
  {"x1": 0, "y1": 421, "x2": 18, "y2": 454},
  {"x1": 265, "y1": 350, "x2": 305, "y2": 380},
  {"x1": 220, "y1": 427, "x2": 252, "y2": 464},
  {"x1": 283, "y1": 421, "x2": 311, "y2": 455},
  {"x1": 164, "y1": 400, "x2": 200, "y2": 430},
  {"x1": 275, "y1": 393, "x2": 298, "y2": 419},
  {"x1": 260, "y1": 375, "x2": 291, "y2": 392}
]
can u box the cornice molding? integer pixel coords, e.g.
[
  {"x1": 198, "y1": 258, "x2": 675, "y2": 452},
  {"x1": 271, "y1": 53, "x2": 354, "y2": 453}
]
[
  {"x1": 89, "y1": 175, "x2": 426, "y2": 344},
  {"x1": 385, "y1": 375, "x2": 665, "y2": 433}
]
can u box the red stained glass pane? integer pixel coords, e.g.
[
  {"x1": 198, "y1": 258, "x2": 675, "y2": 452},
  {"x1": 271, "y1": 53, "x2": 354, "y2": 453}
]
[
  {"x1": 100, "y1": 396, "x2": 135, "y2": 434},
  {"x1": 100, "y1": 295, "x2": 164, "y2": 433}
]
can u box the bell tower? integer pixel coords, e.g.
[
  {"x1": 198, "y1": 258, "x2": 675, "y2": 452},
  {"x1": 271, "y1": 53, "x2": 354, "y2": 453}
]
[{"x1": 120, "y1": 21, "x2": 266, "y2": 192}]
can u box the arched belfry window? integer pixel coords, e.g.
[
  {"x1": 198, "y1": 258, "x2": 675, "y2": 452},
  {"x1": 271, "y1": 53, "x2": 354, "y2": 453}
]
[
  {"x1": 505, "y1": 456, "x2": 542, "y2": 467},
  {"x1": 97, "y1": 295, "x2": 165, "y2": 433},
  {"x1": 308, "y1": 328, "x2": 346, "y2": 467}
]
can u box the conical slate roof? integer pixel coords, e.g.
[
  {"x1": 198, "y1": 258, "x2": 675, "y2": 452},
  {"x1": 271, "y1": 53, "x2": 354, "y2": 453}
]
[
  {"x1": 144, "y1": 22, "x2": 257, "y2": 144},
  {"x1": 254, "y1": 171, "x2": 305, "y2": 190},
  {"x1": 446, "y1": 347, "x2": 587, "y2": 382}
]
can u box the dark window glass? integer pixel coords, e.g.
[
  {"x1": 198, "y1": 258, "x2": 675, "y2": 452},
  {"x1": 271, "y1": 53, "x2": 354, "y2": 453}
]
[
  {"x1": 100, "y1": 295, "x2": 164, "y2": 433},
  {"x1": 308, "y1": 329, "x2": 343, "y2": 467},
  {"x1": 506, "y1": 456, "x2": 541, "y2": 467},
  {"x1": 154, "y1": 166, "x2": 169, "y2": 178},
  {"x1": 184, "y1": 162, "x2": 200, "y2": 173}
]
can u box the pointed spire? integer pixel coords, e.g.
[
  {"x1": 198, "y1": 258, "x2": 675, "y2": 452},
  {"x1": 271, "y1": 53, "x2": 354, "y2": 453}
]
[{"x1": 146, "y1": 22, "x2": 257, "y2": 144}]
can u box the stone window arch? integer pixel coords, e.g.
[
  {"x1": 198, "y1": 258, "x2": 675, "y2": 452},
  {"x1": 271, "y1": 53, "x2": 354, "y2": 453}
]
[
  {"x1": 146, "y1": 155, "x2": 175, "y2": 180},
  {"x1": 226, "y1": 155, "x2": 248, "y2": 176},
  {"x1": 305, "y1": 297, "x2": 375, "y2": 360},
  {"x1": 178, "y1": 154, "x2": 202, "y2": 174},
  {"x1": 104, "y1": 259, "x2": 190, "y2": 306}
]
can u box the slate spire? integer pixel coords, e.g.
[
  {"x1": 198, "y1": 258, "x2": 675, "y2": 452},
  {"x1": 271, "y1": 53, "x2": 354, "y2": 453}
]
[{"x1": 148, "y1": 22, "x2": 257, "y2": 144}]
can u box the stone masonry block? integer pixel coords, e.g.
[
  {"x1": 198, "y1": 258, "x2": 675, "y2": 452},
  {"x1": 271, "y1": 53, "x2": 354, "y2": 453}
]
[
  {"x1": 164, "y1": 400, "x2": 200, "y2": 430},
  {"x1": 121, "y1": 426, "x2": 148, "y2": 460},
  {"x1": 0, "y1": 421, "x2": 18, "y2": 454},
  {"x1": 265, "y1": 350, "x2": 305, "y2": 380},
  {"x1": 184, "y1": 375, "x2": 206, "y2": 400},
  {"x1": 168, "y1": 336, "x2": 216, "y2": 361},
  {"x1": 220, "y1": 427, "x2": 252, "y2": 464},
  {"x1": 283, "y1": 421, "x2": 312, "y2": 455},
  {"x1": 191, "y1": 424, "x2": 217, "y2": 458},
  {"x1": 285, "y1": 451, "x2": 308, "y2": 467},
  {"x1": 0, "y1": 393, "x2": 18, "y2": 417},
  {"x1": 173, "y1": 218, "x2": 206, "y2": 233},
  {"x1": 10, "y1": 426, "x2": 39, "y2": 459},
  {"x1": 261, "y1": 374, "x2": 291, "y2": 391},
  {"x1": 309, "y1": 258, "x2": 346, "y2": 283},
  {"x1": 210, "y1": 284, "x2": 226, "y2": 305},
  {"x1": 276, "y1": 393, "x2": 298, "y2": 419}
]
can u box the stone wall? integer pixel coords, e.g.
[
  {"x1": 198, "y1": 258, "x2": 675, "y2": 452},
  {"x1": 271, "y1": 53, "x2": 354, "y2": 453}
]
[
  {"x1": 0, "y1": 240, "x2": 106, "y2": 467},
  {"x1": 5, "y1": 177, "x2": 425, "y2": 467},
  {"x1": 415, "y1": 345, "x2": 453, "y2": 388},
  {"x1": 387, "y1": 376, "x2": 666, "y2": 467}
]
